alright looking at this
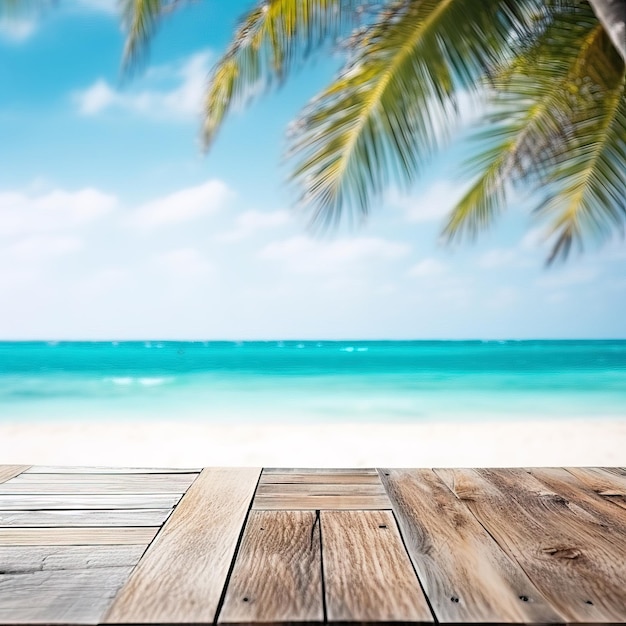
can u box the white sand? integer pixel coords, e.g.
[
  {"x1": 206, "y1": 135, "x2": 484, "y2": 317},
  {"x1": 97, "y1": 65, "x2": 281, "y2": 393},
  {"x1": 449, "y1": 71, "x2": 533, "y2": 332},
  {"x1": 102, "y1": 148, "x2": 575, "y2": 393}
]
[{"x1": 0, "y1": 418, "x2": 624, "y2": 467}]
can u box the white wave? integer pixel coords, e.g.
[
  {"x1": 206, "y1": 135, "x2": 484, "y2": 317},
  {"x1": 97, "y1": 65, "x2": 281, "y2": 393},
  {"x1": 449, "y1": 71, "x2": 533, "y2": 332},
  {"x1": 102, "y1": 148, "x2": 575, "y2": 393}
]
[
  {"x1": 356, "y1": 347, "x2": 369, "y2": 352},
  {"x1": 138, "y1": 377, "x2": 170, "y2": 387},
  {"x1": 108, "y1": 377, "x2": 133, "y2": 386},
  {"x1": 340, "y1": 346, "x2": 354, "y2": 352}
]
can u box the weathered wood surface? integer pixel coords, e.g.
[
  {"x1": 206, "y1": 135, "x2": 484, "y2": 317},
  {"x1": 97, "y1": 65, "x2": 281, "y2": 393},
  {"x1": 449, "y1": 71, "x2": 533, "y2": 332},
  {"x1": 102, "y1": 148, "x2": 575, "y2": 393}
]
[
  {"x1": 25, "y1": 466, "x2": 201, "y2": 474},
  {"x1": 253, "y1": 468, "x2": 390, "y2": 511},
  {"x1": 0, "y1": 465, "x2": 625, "y2": 625},
  {"x1": 436, "y1": 468, "x2": 626, "y2": 623},
  {"x1": 566, "y1": 467, "x2": 626, "y2": 496},
  {"x1": 0, "y1": 473, "x2": 197, "y2": 494},
  {"x1": 380, "y1": 468, "x2": 563, "y2": 624},
  {"x1": 259, "y1": 472, "x2": 381, "y2": 484},
  {"x1": 527, "y1": 467, "x2": 626, "y2": 537},
  {"x1": 0, "y1": 568, "x2": 134, "y2": 625},
  {"x1": 105, "y1": 467, "x2": 261, "y2": 624},
  {"x1": 252, "y1": 494, "x2": 391, "y2": 510},
  {"x1": 219, "y1": 511, "x2": 323, "y2": 623},
  {"x1": 263, "y1": 467, "x2": 377, "y2": 474},
  {"x1": 0, "y1": 545, "x2": 144, "y2": 571},
  {"x1": 0, "y1": 527, "x2": 158, "y2": 546},
  {"x1": 0, "y1": 466, "x2": 30, "y2": 484},
  {"x1": 322, "y1": 510, "x2": 433, "y2": 623},
  {"x1": 0, "y1": 509, "x2": 172, "y2": 527},
  {"x1": 256, "y1": 483, "x2": 386, "y2": 496},
  {"x1": 0, "y1": 494, "x2": 181, "y2": 510}
]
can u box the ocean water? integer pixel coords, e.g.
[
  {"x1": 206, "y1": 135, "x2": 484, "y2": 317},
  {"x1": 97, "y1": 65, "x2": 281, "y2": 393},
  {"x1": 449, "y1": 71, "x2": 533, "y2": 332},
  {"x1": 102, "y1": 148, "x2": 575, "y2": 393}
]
[{"x1": 0, "y1": 340, "x2": 625, "y2": 424}]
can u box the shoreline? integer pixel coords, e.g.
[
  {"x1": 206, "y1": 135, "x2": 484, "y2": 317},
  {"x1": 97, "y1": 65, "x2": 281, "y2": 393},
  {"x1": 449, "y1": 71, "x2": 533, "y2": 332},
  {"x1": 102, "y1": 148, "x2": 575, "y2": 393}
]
[{"x1": 1, "y1": 418, "x2": 624, "y2": 467}]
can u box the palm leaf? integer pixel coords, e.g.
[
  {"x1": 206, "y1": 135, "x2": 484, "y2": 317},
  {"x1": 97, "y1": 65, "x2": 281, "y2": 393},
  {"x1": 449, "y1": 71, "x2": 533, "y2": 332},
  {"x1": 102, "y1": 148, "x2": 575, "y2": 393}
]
[
  {"x1": 286, "y1": 0, "x2": 546, "y2": 228},
  {"x1": 121, "y1": 0, "x2": 186, "y2": 70},
  {"x1": 203, "y1": 0, "x2": 367, "y2": 148},
  {"x1": 444, "y1": 2, "x2": 625, "y2": 261}
]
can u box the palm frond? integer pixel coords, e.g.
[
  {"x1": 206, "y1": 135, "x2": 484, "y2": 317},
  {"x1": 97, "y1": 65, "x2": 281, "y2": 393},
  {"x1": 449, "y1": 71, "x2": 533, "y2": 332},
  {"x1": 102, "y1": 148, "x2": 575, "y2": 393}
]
[
  {"x1": 540, "y1": 29, "x2": 625, "y2": 262},
  {"x1": 203, "y1": 0, "x2": 368, "y2": 148},
  {"x1": 286, "y1": 0, "x2": 546, "y2": 228},
  {"x1": 444, "y1": 2, "x2": 626, "y2": 261},
  {"x1": 121, "y1": 0, "x2": 186, "y2": 70}
]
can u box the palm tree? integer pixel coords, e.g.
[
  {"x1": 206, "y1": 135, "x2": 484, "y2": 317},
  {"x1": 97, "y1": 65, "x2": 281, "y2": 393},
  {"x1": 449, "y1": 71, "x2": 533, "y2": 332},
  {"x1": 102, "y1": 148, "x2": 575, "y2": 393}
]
[{"x1": 11, "y1": 0, "x2": 625, "y2": 261}]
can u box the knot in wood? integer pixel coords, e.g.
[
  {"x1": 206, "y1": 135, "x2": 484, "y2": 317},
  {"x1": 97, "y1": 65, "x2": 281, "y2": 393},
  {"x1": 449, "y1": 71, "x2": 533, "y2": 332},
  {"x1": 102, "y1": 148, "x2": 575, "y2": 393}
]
[{"x1": 542, "y1": 546, "x2": 581, "y2": 560}]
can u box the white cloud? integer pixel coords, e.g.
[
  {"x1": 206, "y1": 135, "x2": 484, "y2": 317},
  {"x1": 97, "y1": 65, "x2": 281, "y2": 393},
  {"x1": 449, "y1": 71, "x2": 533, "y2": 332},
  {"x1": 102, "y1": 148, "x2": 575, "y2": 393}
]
[
  {"x1": 6, "y1": 235, "x2": 83, "y2": 261},
  {"x1": 390, "y1": 180, "x2": 468, "y2": 224},
  {"x1": 260, "y1": 235, "x2": 409, "y2": 274},
  {"x1": 217, "y1": 210, "x2": 291, "y2": 242},
  {"x1": 0, "y1": 16, "x2": 37, "y2": 42},
  {"x1": 127, "y1": 180, "x2": 232, "y2": 229},
  {"x1": 157, "y1": 248, "x2": 214, "y2": 278},
  {"x1": 74, "y1": 51, "x2": 212, "y2": 120},
  {"x1": 0, "y1": 187, "x2": 117, "y2": 237},
  {"x1": 408, "y1": 258, "x2": 446, "y2": 278}
]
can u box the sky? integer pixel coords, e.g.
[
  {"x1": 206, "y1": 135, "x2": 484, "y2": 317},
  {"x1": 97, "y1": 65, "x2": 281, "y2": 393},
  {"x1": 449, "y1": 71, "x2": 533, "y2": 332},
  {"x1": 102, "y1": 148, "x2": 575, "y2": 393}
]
[{"x1": 0, "y1": 0, "x2": 624, "y2": 340}]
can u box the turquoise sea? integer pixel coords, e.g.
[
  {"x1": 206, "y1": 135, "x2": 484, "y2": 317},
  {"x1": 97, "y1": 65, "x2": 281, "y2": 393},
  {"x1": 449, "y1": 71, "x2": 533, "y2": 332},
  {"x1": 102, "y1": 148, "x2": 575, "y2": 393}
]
[{"x1": 1, "y1": 341, "x2": 625, "y2": 424}]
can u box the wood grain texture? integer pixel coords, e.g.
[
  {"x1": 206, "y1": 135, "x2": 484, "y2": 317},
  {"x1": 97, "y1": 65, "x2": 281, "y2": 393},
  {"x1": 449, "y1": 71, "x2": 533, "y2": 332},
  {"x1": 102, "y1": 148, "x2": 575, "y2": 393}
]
[
  {"x1": 436, "y1": 468, "x2": 626, "y2": 624},
  {"x1": 0, "y1": 545, "x2": 144, "y2": 572},
  {"x1": 105, "y1": 467, "x2": 261, "y2": 624},
  {"x1": 601, "y1": 467, "x2": 626, "y2": 477},
  {"x1": 321, "y1": 510, "x2": 433, "y2": 622},
  {"x1": 259, "y1": 472, "x2": 381, "y2": 484},
  {"x1": 380, "y1": 468, "x2": 563, "y2": 624},
  {"x1": 0, "y1": 527, "x2": 158, "y2": 546},
  {"x1": 25, "y1": 466, "x2": 201, "y2": 474},
  {"x1": 0, "y1": 509, "x2": 172, "y2": 527},
  {"x1": 527, "y1": 467, "x2": 626, "y2": 537},
  {"x1": 0, "y1": 493, "x2": 181, "y2": 510},
  {"x1": 566, "y1": 467, "x2": 626, "y2": 496},
  {"x1": 252, "y1": 494, "x2": 391, "y2": 510},
  {"x1": 0, "y1": 465, "x2": 30, "y2": 484},
  {"x1": 262, "y1": 467, "x2": 377, "y2": 474},
  {"x1": 256, "y1": 483, "x2": 386, "y2": 496},
  {"x1": 218, "y1": 511, "x2": 323, "y2": 623},
  {"x1": 0, "y1": 568, "x2": 134, "y2": 625},
  {"x1": 605, "y1": 495, "x2": 626, "y2": 510},
  {"x1": 0, "y1": 473, "x2": 197, "y2": 494}
]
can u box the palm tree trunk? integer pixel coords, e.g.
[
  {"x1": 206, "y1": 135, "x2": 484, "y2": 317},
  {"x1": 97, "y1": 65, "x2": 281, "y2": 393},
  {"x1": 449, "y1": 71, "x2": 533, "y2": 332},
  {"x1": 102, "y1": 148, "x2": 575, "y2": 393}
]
[{"x1": 587, "y1": 0, "x2": 626, "y2": 62}]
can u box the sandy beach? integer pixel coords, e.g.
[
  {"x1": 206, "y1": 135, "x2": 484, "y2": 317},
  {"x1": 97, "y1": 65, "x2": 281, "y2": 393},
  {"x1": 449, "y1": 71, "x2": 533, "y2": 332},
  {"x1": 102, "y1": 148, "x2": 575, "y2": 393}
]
[{"x1": 1, "y1": 418, "x2": 624, "y2": 467}]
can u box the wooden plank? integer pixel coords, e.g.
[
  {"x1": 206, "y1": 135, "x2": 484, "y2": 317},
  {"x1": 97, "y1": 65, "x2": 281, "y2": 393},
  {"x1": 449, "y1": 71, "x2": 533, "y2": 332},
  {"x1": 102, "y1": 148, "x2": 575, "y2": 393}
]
[
  {"x1": 0, "y1": 465, "x2": 30, "y2": 484},
  {"x1": 600, "y1": 467, "x2": 626, "y2": 478},
  {"x1": 0, "y1": 527, "x2": 158, "y2": 546},
  {"x1": 0, "y1": 473, "x2": 197, "y2": 494},
  {"x1": 0, "y1": 493, "x2": 181, "y2": 510},
  {"x1": 259, "y1": 472, "x2": 381, "y2": 485},
  {"x1": 218, "y1": 511, "x2": 323, "y2": 623},
  {"x1": 605, "y1": 495, "x2": 626, "y2": 510},
  {"x1": 0, "y1": 545, "x2": 144, "y2": 571},
  {"x1": 105, "y1": 467, "x2": 261, "y2": 624},
  {"x1": 0, "y1": 568, "x2": 134, "y2": 625},
  {"x1": 263, "y1": 467, "x2": 377, "y2": 474},
  {"x1": 380, "y1": 468, "x2": 563, "y2": 624},
  {"x1": 25, "y1": 466, "x2": 201, "y2": 474},
  {"x1": 321, "y1": 510, "x2": 433, "y2": 622},
  {"x1": 436, "y1": 468, "x2": 626, "y2": 623},
  {"x1": 0, "y1": 508, "x2": 172, "y2": 527},
  {"x1": 528, "y1": 467, "x2": 626, "y2": 537},
  {"x1": 256, "y1": 483, "x2": 386, "y2": 496},
  {"x1": 566, "y1": 467, "x2": 626, "y2": 496},
  {"x1": 252, "y1": 494, "x2": 391, "y2": 510}
]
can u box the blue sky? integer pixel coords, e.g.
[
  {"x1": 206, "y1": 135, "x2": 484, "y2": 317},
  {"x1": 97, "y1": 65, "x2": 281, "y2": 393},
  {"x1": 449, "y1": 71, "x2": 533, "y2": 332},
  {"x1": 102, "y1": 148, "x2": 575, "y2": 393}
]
[{"x1": 1, "y1": 0, "x2": 624, "y2": 339}]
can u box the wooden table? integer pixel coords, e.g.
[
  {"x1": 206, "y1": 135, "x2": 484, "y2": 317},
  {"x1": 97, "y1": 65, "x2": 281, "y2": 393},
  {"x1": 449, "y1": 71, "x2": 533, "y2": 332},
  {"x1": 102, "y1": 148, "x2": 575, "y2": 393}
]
[{"x1": 0, "y1": 465, "x2": 625, "y2": 624}]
